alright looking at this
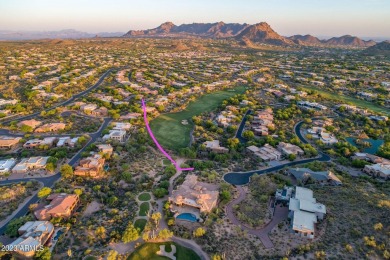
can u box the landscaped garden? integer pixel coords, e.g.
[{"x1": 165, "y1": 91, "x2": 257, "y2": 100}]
[
  {"x1": 134, "y1": 219, "x2": 147, "y2": 232},
  {"x1": 127, "y1": 242, "x2": 201, "y2": 260},
  {"x1": 139, "y1": 202, "x2": 150, "y2": 216},
  {"x1": 150, "y1": 85, "x2": 247, "y2": 150},
  {"x1": 138, "y1": 192, "x2": 151, "y2": 201}
]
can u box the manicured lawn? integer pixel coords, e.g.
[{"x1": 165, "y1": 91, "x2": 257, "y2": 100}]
[
  {"x1": 138, "y1": 193, "x2": 151, "y2": 201},
  {"x1": 127, "y1": 242, "x2": 201, "y2": 260},
  {"x1": 134, "y1": 219, "x2": 147, "y2": 232},
  {"x1": 301, "y1": 86, "x2": 390, "y2": 116},
  {"x1": 150, "y1": 86, "x2": 247, "y2": 150},
  {"x1": 139, "y1": 202, "x2": 150, "y2": 216}
]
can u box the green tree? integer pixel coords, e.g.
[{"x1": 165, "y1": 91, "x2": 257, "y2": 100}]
[
  {"x1": 60, "y1": 164, "x2": 73, "y2": 178},
  {"x1": 107, "y1": 250, "x2": 118, "y2": 260},
  {"x1": 95, "y1": 226, "x2": 107, "y2": 239},
  {"x1": 193, "y1": 227, "x2": 206, "y2": 237},
  {"x1": 5, "y1": 216, "x2": 32, "y2": 237},
  {"x1": 20, "y1": 124, "x2": 33, "y2": 133},
  {"x1": 288, "y1": 154, "x2": 297, "y2": 161},
  {"x1": 157, "y1": 228, "x2": 173, "y2": 240},
  {"x1": 122, "y1": 223, "x2": 139, "y2": 243},
  {"x1": 38, "y1": 187, "x2": 52, "y2": 198},
  {"x1": 34, "y1": 247, "x2": 51, "y2": 260},
  {"x1": 74, "y1": 188, "x2": 83, "y2": 196}
]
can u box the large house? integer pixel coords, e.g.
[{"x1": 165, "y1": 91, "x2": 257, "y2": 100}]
[
  {"x1": 307, "y1": 127, "x2": 338, "y2": 145},
  {"x1": 0, "y1": 158, "x2": 17, "y2": 175},
  {"x1": 169, "y1": 175, "x2": 219, "y2": 215},
  {"x1": 7, "y1": 221, "x2": 54, "y2": 258},
  {"x1": 23, "y1": 137, "x2": 56, "y2": 149},
  {"x1": 17, "y1": 119, "x2": 42, "y2": 129},
  {"x1": 0, "y1": 136, "x2": 21, "y2": 150},
  {"x1": 97, "y1": 144, "x2": 114, "y2": 156},
  {"x1": 277, "y1": 142, "x2": 304, "y2": 157},
  {"x1": 102, "y1": 130, "x2": 126, "y2": 142},
  {"x1": 203, "y1": 140, "x2": 229, "y2": 154},
  {"x1": 289, "y1": 187, "x2": 326, "y2": 238},
  {"x1": 34, "y1": 193, "x2": 79, "y2": 220},
  {"x1": 247, "y1": 144, "x2": 282, "y2": 161},
  {"x1": 35, "y1": 123, "x2": 66, "y2": 133},
  {"x1": 288, "y1": 168, "x2": 342, "y2": 185},
  {"x1": 12, "y1": 156, "x2": 50, "y2": 174},
  {"x1": 74, "y1": 154, "x2": 105, "y2": 178},
  {"x1": 363, "y1": 163, "x2": 390, "y2": 180}
]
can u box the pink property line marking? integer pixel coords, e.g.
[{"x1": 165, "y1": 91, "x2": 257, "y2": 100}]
[{"x1": 142, "y1": 99, "x2": 194, "y2": 171}]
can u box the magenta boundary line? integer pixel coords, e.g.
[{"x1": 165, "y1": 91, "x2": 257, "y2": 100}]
[{"x1": 142, "y1": 99, "x2": 194, "y2": 171}]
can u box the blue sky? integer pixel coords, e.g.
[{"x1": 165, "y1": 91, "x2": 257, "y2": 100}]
[{"x1": 1, "y1": 0, "x2": 389, "y2": 38}]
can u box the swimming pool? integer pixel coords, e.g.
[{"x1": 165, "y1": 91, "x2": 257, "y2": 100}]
[
  {"x1": 54, "y1": 230, "x2": 64, "y2": 240},
  {"x1": 176, "y1": 213, "x2": 198, "y2": 222}
]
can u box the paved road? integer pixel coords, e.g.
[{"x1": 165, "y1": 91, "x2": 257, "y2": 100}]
[
  {"x1": 0, "y1": 69, "x2": 113, "y2": 125},
  {"x1": 224, "y1": 117, "x2": 331, "y2": 185},
  {"x1": 235, "y1": 109, "x2": 252, "y2": 143},
  {"x1": 0, "y1": 67, "x2": 130, "y2": 235}
]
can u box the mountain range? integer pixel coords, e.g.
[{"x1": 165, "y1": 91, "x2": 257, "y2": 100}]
[{"x1": 123, "y1": 21, "x2": 379, "y2": 48}]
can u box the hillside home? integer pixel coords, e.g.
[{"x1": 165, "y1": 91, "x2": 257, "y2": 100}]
[
  {"x1": 246, "y1": 144, "x2": 282, "y2": 161},
  {"x1": 12, "y1": 156, "x2": 50, "y2": 174},
  {"x1": 288, "y1": 168, "x2": 342, "y2": 185},
  {"x1": 97, "y1": 144, "x2": 114, "y2": 156},
  {"x1": 289, "y1": 187, "x2": 326, "y2": 238},
  {"x1": 277, "y1": 142, "x2": 304, "y2": 157},
  {"x1": 7, "y1": 221, "x2": 54, "y2": 259},
  {"x1": 34, "y1": 193, "x2": 79, "y2": 220},
  {"x1": 74, "y1": 154, "x2": 105, "y2": 178},
  {"x1": 203, "y1": 140, "x2": 229, "y2": 154},
  {"x1": 35, "y1": 123, "x2": 66, "y2": 133},
  {"x1": 169, "y1": 174, "x2": 219, "y2": 215},
  {"x1": 363, "y1": 163, "x2": 390, "y2": 180},
  {"x1": 23, "y1": 137, "x2": 56, "y2": 149}
]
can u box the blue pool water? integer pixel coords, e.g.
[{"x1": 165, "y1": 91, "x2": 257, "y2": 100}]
[
  {"x1": 346, "y1": 137, "x2": 384, "y2": 154},
  {"x1": 176, "y1": 213, "x2": 198, "y2": 222},
  {"x1": 54, "y1": 230, "x2": 64, "y2": 240}
]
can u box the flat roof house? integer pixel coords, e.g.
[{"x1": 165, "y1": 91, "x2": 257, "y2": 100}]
[
  {"x1": 23, "y1": 137, "x2": 56, "y2": 149},
  {"x1": 74, "y1": 154, "x2": 105, "y2": 178},
  {"x1": 7, "y1": 221, "x2": 54, "y2": 259},
  {"x1": 97, "y1": 144, "x2": 114, "y2": 156},
  {"x1": 0, "y1": 136, "x2": 21, "y2": 150},
  {"x1": 288, "y1": 168, "x2": 342, "y2": 185},
  {"x1": 0, "y1": 158, "x2": 17, "y2": 175},
  {"x1": 12, "y1": 156, "x2": 50, "y2": 174},
  {"x1": 289, "y1": 186, "x2": 326, "y2": 239},
  {"x1": 17, "y1": 119, "x2": 42, "y2": 129},
  {"x1": 247, "y1": 144, "x2": 282, "y2": 161},
  {"x1": 363, "y1": 163, "x2": 390, "y2": 180},
  {"x1": 204, "y1": 140, "x2": 229, "y2": 154},
  {"x1": 277, "y1": 142, "x2": 304, "y2": 156},
  {"x1": 35, "y1": 123, "x2": 66, "y2": 133},
  {"x1": 102, "y1": 130, "x2": 126, "y2": 143}
]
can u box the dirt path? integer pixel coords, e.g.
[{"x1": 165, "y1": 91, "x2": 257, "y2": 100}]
[{"x1": 225, "y1": 186, "x2": 289, "y2": 249}]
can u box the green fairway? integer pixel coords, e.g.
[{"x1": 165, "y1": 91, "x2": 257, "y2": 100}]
[
  {"x1": 150, "y1": 86, "x2": 247, "y2": 150},
  {"x1": 301, "y1": 86, "x2": 390, "y2": 116},
  {"x1": 139, "y1": 202, "x2": 150, "y2": 216},
  {"x1": 134, "y1": 219, "x2": 147, "y2": 232},
  {"x1": 127, "y1": 242, "x2": 201, "y2": 260},
  {"x1": 138, "y1": 193, "x2": 151, "y2": 201}
]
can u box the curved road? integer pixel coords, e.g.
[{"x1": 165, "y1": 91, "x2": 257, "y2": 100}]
[
  {"x1": 224, "y1": 117, "x2": 331, "y2": 185},
  {"x1": 0, "y1": 69, "x2": 113, "y2": 125},
  {"x1": 0, "y1": 69, "x2": 114, "y2": 235}
]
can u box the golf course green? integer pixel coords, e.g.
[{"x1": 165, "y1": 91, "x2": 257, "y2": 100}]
[{"x1": 150, "y1": 85, "x2": 246, "y2": 150}]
